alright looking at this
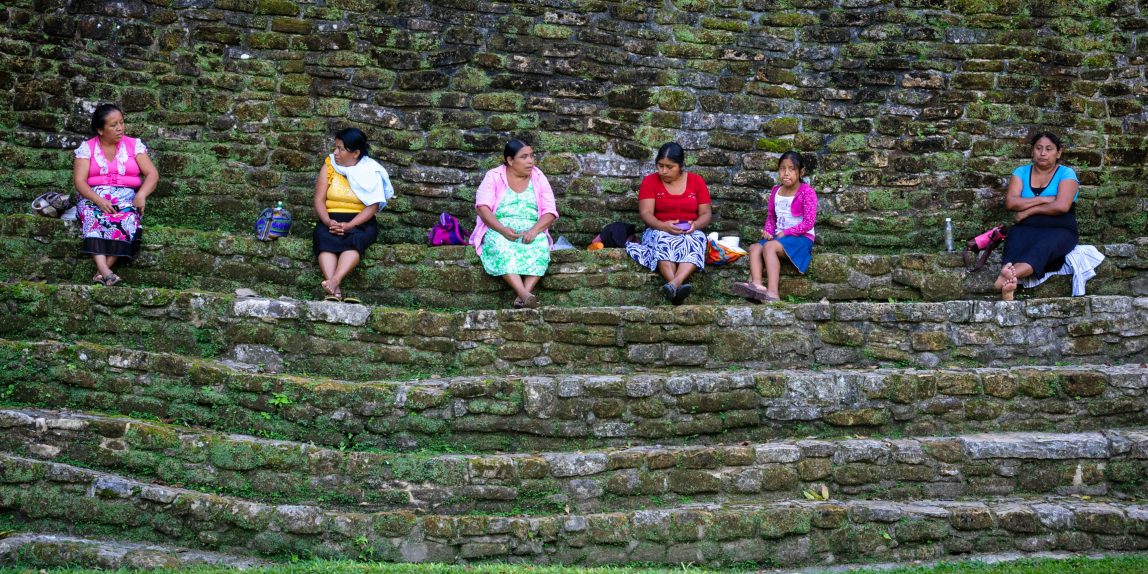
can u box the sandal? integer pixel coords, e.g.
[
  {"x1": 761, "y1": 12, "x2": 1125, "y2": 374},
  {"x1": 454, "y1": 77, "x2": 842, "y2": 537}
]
[
  {"x1": 661, "y1": 283, "x2": 677, "y2": 303},
  {"x1": 513, "y1": 297, "x2": 524, "y2": 309},
  {"x1": 521, "y1": 294, "x2": 539, "y2": 309},
  {"x1": 101, "y1": 273, "x2": 121, "y2": 287},
  {"x1": 92, "y1": 273, "x2": 104, "y2": 284},
  {"x1": 730, "y1": 282, "x2": 759, "y2": 303},
  {"x1": 672, "y1": 283, "x2": 693, "y2": 306},
  {"x1": 731, "y1": 282, "x2": 775, "y2": 302}
]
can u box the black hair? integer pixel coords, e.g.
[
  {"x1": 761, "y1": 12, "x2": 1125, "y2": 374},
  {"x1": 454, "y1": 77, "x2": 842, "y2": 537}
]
[
  {"x1": 335, "y1": 127, "x2": 369, "y2": 158},
  {"x1": 654, "y1": 142, "x2": 686, "y2": 167},
  {"x1": 91, "y1": 103, "x2": 123, "y2": 134},
  {"x1": 503, "y1": 139, "x2": 530, "y2": 165},
  {"x1": 778, "y1": 150, "x2": 814, "y2": 180},
  {"x1": 1030, "y1": 131, "x2": 1063, "y2": 150}
]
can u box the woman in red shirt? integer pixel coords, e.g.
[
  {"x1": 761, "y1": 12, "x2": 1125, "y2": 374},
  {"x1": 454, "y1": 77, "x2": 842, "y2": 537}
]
[{"x1": 625, "y1": 142, "x2": 712, "y2": 305}]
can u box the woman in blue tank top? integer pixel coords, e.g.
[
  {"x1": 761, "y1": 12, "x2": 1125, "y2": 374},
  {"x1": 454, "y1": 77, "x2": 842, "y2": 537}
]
[{"x1": 995, "y1": 131, "x2": 1080, "y2": 300}]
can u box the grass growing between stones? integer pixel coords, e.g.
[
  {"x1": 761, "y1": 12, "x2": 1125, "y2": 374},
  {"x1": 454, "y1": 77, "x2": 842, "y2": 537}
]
[{"x1": 3, "y1": 555, "x2": 1148, "y2": 573}]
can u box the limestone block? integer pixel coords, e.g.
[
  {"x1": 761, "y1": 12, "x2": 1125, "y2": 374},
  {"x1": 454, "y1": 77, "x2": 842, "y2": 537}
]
[{"x1": 543, "y1": 453, "x2": 607, "y2": 477}]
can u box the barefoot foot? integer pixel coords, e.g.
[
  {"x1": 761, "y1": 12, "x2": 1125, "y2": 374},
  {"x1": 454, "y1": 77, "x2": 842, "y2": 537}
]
[
  {"x1": 993, "y1": 263, "x2": 1016, "y2": 291},
  {"x1": 1001, "y1": 277, "x2": 1017, "y2": 301}
]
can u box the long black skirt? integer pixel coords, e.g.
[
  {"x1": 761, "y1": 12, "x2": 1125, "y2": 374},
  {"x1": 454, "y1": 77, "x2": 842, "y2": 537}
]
[
  {"x1": 1001, "y1": 208, "x2": 1078, "y2": 277},
  {"x1": 312, "y1": 212, "x2": 379, "y2": 256}
]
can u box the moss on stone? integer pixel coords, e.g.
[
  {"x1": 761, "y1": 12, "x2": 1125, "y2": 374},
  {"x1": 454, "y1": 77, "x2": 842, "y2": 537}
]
[
  {"x1": 472, "y1": 92, "x2": 525, "y2": 112},
  {"x1": 533, "y1": 24, "x2": 573, "y2": 39},
  {"x1": 535, "y1": 132, "x2": 607, "y2": 154},
  {"x1": 449, "y1": 66, "x2": 492, "y2": 93}
]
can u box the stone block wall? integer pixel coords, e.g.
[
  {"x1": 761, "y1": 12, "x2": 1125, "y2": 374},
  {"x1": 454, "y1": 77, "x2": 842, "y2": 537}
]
[
  {"x1": 4, "y1": 216, "x2": 1148, "y2": 306},
  {"x1": 1, "y1": 0, "x2": 1145, "y2": 247},
  {"x1": 4, "y1": 454, "x2": 1148, "y2": 567},
  {"x1": 7, "y1": 339, "x2": 1148, "y2": 451},
  {"x1": 5, "y1": 284, "x2": 1147, "y2": 379},
  {"x1": 3, "y1": 409, "x2": 1147, "y2": 515}
]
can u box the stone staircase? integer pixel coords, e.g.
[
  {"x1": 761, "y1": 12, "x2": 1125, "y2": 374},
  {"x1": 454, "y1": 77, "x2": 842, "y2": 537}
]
[{"x1": 2, "y1": 224, "x2": 1148, "y2": 569}]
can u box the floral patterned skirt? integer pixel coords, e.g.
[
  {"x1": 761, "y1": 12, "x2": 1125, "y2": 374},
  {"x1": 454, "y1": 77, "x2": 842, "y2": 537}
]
[{"x1": 77, "y1": 186, "x2": 142, "y2": 259}]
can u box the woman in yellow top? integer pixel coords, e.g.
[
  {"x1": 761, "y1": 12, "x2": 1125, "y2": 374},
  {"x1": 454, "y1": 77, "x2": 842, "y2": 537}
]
[{"x1": 313, "y1": 128, "x2": 394, "y2": 303}]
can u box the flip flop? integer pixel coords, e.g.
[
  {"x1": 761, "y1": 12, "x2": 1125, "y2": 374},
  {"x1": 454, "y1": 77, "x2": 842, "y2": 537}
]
[
  {"x1": 342, "y1": 295, "x2": 362, "y2": 304},
  {"x1": 101, "y1": 273, "x2": 121, "y2": 287},
  {"x1": 324, "y1": 295, "x2": 342, "y2": 302},
  {"x1": 731, "y1": 282, "x2": 772, "y2": 302}
]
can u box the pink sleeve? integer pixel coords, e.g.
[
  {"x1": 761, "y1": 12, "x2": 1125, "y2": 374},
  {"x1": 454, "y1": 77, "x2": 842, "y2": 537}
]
[
  {"x1": 784, "y1": 184, "x2": 818, "y2": 237},
  {"x1": 475, "y1": 169, "x2": 499, "y2": 210},
  {"x1": 763, "y1": 186, "x2": 778, "y2": 236},
  {"x1": 534, "y1": 169, "x2": 559, "y2": 218}
]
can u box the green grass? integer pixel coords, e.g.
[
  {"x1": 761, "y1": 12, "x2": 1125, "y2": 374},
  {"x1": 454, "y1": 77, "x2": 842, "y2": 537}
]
[{"x1": 3, "y1": 555, "x2": 1148, "y2": 574}]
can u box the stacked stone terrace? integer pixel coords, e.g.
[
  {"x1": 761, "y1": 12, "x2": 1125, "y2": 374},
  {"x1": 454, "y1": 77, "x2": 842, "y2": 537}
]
[
  {"x1": 2, "y1": 0, "x2": 1146, "y2": 246},
  {"x1": 3, "y1": 0, "x2": 1148, "y2": 570},
  {"x1": 2, "y1": 233, "x2": 1148, "y2": 566}
]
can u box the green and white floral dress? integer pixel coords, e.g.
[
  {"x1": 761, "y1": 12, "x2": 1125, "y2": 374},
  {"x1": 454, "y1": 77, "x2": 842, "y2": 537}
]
[{"x1": 479, "y1": 184, "x2": 551, "y2": 276}]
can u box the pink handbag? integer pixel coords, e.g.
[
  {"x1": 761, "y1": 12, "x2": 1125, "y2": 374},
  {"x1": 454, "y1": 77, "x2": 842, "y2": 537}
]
[
  {"x1": 428, "y1": 212, "x2": 471, "y2": 246},
  {"x1": 963, "y1": 225, "x2": 1008, "y2": 271}
]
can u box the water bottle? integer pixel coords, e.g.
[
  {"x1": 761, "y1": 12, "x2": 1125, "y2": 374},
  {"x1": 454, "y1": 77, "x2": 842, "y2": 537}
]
[{"x1": 944, "y1": 218, "x2": 954, "y2": 252}]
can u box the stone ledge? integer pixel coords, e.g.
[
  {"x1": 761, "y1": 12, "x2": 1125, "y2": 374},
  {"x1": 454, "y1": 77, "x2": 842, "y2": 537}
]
[
  {"x1": 5, "y1": 339, "x2": 1148, "y2": 452},
  {"x1": 3, "y1": 454, "x2": 1148, "y2": 567},
  {"x1": 0, "y1": 533, "x2": 267, "y2": 570},
  {"x1": 4, "y1": 408, "x2": 1147, "y2": 514},
  {"x1": 3, "y1": 282, "x2": 1147, "y2": 378},
  {"x1": 3, "y1": 215, "x2": 1146, "y2": 308}
]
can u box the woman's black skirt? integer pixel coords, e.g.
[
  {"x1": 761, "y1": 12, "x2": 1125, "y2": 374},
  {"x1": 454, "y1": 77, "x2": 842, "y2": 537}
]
[
  {"x1": 312, "y1": 212, "x2": 379, "y2": 256},
  {"x1": 1001, "y1": 207, "x2": 1078, "y2": 277}
]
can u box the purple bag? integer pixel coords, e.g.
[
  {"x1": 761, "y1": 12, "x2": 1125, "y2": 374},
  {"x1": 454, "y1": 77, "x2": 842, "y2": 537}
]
[{"x1": 428, "y1": 212, "x2": 471, "y2": 246}]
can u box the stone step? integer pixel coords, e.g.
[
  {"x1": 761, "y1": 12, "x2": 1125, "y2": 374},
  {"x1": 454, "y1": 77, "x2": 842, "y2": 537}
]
[
  {"x1": 0, "y1": 532, "x2": 266, "y2": 569},
  {"x1": 4, "y1": 408, "x2": 1147, "y2": 515},
  {"x1": 5, "y1": 215, "x2": 1146, "y2": 308},
  {"x1": 2, "y1": 454, "x2": 1147, "y2": 567},
  {"x1": 3, "y1": 282, "x2": 1147, "y2": 380},
  {"x1": 5, "y1": 339, "x2": 1148, "y2": 452}
]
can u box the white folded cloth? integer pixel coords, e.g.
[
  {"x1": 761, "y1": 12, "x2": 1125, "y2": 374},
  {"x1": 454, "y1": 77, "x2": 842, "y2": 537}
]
[
  {"x1": 1019, "y1": 244, "x2": 1105, "y2": 296},
  {"x1": 328, "y1": 154, "x2": 395, "y2": 208}
]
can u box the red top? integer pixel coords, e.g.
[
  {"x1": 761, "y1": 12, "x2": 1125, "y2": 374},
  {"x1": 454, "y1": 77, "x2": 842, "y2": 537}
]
[{"x1": 638, "y1": 172, "x2": 711, "y2": 222}]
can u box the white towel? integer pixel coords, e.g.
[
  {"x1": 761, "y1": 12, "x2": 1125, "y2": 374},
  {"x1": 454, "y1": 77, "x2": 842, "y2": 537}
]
[
  {"x1": 328, "y1": 154, "x2": 395, "y2": 209},
  {"x1": 1019, "y1": 244, "x2": 1105, "y2": 296}
]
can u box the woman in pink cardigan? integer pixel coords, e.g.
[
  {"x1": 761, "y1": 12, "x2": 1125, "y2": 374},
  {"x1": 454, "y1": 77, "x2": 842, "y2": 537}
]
[
  {"x1": 471, "y1": 140, "x2": 559, "y2": 308},
  {"x1": 732, "y1": 151, "x2": 818, "y2": 302}
]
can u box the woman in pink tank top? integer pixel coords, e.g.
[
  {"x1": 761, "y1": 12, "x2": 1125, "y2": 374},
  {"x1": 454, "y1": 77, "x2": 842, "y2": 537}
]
[{"x1": 72, "y1": 103, "x2": 159, "y2": 286}]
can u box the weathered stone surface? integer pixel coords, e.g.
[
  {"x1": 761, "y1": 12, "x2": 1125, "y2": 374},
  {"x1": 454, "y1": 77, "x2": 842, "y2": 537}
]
[
  {"x1": 962, "y1": 433, "x2": 1111, "y2": 460},
  {"x1": 543, "y1": 453, "x2": 608, "y2": 477}
]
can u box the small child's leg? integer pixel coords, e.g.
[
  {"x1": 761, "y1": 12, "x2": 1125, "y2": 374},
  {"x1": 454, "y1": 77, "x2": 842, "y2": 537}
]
[
  {"x1": 747, "y1": 242, "x2": 765, "y2": 289},
  {"x1": 764, "y1": 240, "x2": 785, "y2": 297}
]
